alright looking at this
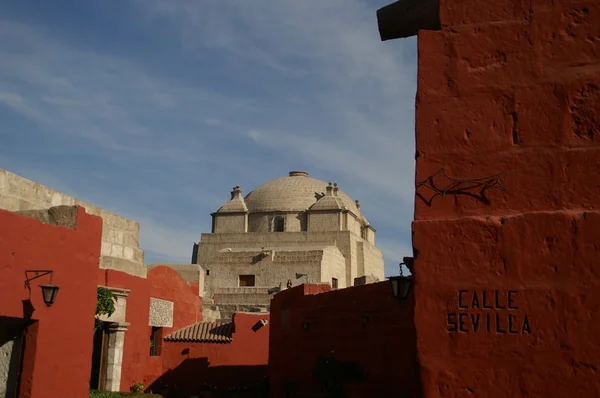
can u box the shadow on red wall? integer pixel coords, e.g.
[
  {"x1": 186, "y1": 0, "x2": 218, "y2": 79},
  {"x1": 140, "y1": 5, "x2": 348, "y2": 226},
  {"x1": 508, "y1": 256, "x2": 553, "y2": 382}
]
[
  {"x1": 150, "y1": 313, "x2": 271, "y2": 397},
  {"x1": 149, "y1": 359, "x2": 268, "y2": 398},
  {"x1": 269, "y1": 283, "x2": 421, "y2": 398}
]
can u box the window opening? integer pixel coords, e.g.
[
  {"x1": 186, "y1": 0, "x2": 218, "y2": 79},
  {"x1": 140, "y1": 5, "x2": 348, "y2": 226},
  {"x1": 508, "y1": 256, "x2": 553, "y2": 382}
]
[
  {"x1": 239, "y1": 275, "x2": 256, "y2": 287},
  {"x1": 273, "y1": 216, "x2": 285, "y2": 232},
  {"x1": 150, "y1": 327, "x2": 162, "y2": 356}
]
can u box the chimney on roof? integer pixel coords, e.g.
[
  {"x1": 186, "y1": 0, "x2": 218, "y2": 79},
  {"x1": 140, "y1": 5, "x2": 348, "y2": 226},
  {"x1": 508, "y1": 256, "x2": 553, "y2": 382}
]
[
  {"x1": 326, "y1": 182, "x2": 333, "y2": 196},
  {"x1": 231, "y1": 185, "x2": 242, "y2": 200}
]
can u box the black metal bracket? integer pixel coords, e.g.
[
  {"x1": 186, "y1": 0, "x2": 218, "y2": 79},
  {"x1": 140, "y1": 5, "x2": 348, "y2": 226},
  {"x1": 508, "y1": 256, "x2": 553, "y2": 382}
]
[
  {"x1": 400, "y1": 257, "x2": 414, "y2": 274},
  {"x1": 416, "y1": 167, "x2": 507, "y2": 206},
  {"x1": 24, "y1": 270, "x2": 54, "y2": 290}
]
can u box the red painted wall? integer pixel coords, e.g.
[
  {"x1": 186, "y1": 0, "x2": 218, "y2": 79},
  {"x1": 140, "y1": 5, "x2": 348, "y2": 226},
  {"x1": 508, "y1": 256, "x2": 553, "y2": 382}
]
[
  {"x1": 0, "y1": 207, "x2": 102, "y2": 398},
  {"x1": 268, "y1": 283, "x2": 419, "y2": 398},
  {"x1": 412, "y1": 0, "x2": 600, "y2": 396},
  {"x1": 97, "y1": 265, "x2": 203, "y2": 391},
  {"x1": 151, "y1": 313, "x2": 270, "y2": 396},
  {"x1": 0, "y1": 205, "x2": 260, "y2": 397}
]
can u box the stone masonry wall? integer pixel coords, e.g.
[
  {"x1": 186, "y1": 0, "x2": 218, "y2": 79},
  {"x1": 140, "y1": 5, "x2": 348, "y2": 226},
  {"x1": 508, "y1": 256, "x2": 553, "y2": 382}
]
[
  {"x1": 213, "y1": 213, "x2": 246, "y2": 233},
  {"x1": 320, "y1": 246, "x2": 347, "y2": 289},
  {"x1": 203, "y1": 249, "x2": 327, "y2": 300},
  {"x1": 0, "y1": 169, "x2": 146, "y2": 277},
  {"x1": 247, "y1": 212, "x2": 308, "y2": 233},
  {"x1": 408, "y1": 0, "x2": 600, "y2": 396},
  {"x1": 197, "y1": 231, "x2": 378, "y2": 288},
  {"x1": 308, "y1": 211, "x2": 341, "y2": 232},
  {"x1": 355, "y1": 235, "x2": 385, "y2": 282}
]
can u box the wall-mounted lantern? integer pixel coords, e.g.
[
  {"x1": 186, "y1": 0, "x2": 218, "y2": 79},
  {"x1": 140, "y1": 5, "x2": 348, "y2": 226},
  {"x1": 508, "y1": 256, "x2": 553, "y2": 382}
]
[
  {"x1": 25, "y1": 270, "x2": 60, "y2": 307},
  {"x1": 388, "y1": 260, "x2": 413, "y2": 301}
]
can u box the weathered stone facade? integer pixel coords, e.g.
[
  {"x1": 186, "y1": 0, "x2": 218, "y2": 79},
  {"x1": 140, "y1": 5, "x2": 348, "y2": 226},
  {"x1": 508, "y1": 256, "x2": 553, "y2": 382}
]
[
  {"x1": 0, "y1": 169, "x2": 145, "y2": 277},
  {"x1": 195, "y1": 171, "x2": 385, "y2": 321}
]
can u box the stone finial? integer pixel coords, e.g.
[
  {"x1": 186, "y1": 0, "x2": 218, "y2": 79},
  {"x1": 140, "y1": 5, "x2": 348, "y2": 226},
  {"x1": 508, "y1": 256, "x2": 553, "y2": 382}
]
[
  {"x1": 326, "y1": 182, "x2": 333, "y2": 196},
  {"x1": 355, "y1": 200, "x2": 360, "y2": 211},
  {"x1": 231, "y1": 185, "x2": 243, "y2": 200},
  {"x1": 333, "y1": 183, "x2": 339, "y2": 197}
]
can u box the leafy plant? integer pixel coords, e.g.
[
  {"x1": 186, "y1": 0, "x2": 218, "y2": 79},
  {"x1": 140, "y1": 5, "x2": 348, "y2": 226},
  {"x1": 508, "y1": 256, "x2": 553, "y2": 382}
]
[
  {"x1": 131, "y1": 382, "x2": 145, "y2": 393},
  {"x1": 95, "y1": 287, "x2": 118, "y2": 331}
]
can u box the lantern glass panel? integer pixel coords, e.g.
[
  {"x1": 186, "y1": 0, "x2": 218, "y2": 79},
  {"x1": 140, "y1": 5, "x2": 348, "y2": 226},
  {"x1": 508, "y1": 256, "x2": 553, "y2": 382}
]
[
  {"x1": 390, "y1": 278, "x2": 399, "y2": 297},
  {"x1": 398, "y1": 278, "x2": 412, "y2": 299},
  {"x1": 40, "y1": 284, "x2": 60, "y2": 306}
]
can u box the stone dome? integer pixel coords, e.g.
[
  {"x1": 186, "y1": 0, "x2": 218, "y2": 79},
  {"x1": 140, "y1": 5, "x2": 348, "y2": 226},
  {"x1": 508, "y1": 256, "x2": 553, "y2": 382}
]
[{"x1": 243, "y1": 171, "x2": 361, "y2": 214}]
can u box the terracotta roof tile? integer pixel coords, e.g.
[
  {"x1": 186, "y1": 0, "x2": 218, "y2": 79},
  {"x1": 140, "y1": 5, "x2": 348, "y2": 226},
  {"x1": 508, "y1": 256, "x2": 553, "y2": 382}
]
[{"x1": 164, "y1": 322, "x2": 233, "y2": 343}]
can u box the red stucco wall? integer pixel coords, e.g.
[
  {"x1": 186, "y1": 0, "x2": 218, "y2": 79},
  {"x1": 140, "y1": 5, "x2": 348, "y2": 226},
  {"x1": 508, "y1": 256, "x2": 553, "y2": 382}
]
[
  {"x1": 151, "y1": 312, "x2": 270, "y2": 396},
  {"x1": 268, "y1": 283, "x2": 419, "y2": 398},
  {"x1": 413, "y1": 0, "x2": 600, "y2": 396},
  {"x1": 97, "y1": 265, "x2": 203, "y2": 391},
  {"x1": 0, "y1": 207, "x2": 102, "y2": 398}
]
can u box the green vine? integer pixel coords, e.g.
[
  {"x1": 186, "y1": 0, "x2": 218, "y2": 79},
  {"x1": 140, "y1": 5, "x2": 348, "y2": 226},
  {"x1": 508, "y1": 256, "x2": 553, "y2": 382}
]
[{"x1": 95, "y1": 287, "x2": 117, "y2": 331}]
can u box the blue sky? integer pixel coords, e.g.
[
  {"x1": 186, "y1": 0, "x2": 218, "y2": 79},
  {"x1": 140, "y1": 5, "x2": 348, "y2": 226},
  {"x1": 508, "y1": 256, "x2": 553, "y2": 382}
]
[{"x1": 0, "y1": 0, "x2": 417, "y2": 276}]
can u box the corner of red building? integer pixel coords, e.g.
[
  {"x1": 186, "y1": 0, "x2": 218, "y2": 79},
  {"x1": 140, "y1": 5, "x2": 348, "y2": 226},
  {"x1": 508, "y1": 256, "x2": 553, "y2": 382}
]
[
  {"x1": 0, "y1": 206, "x2": 103, "y2": 398},
  {"x1": 378, "y1": 0, "x2": 600, "y2": 395}
]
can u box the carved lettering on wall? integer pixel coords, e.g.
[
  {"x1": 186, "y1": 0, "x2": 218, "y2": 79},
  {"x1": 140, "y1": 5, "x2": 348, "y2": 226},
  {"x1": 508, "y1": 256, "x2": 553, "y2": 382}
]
[
  {"x1": 446, "y1": 290, "x2": 531, "y2": 335},
  {"x1": 149, "y1": 298, "x2": 174, "y2": 328}
]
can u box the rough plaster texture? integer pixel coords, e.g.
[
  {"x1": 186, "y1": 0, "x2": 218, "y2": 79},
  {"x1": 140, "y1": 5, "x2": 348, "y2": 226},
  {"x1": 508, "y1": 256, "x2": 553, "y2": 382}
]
[
  {"x1": 0, "y1": 169, "x2": 146, "y2": 277},
  {"x1": 0, "y1": 338, "x2": 20, "y2": 398},
  {"x1": 377, "y1": 0, "x2": 600, "y2": 395},
  {"x1": 149, "y1": 298, "x2": 174, "y2": 328}
]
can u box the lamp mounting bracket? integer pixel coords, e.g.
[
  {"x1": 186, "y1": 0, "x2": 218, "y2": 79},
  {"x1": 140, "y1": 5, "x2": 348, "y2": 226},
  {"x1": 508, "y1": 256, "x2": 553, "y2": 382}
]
[{"x1": 24, "y1": 270, "x2": 54, "y2": 290}]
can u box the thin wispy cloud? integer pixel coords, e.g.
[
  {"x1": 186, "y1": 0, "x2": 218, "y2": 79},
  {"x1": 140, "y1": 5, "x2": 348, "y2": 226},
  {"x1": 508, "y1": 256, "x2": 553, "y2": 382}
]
[{"x1": 0, "y1": 0, "x2": 416, "y2": 275}]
